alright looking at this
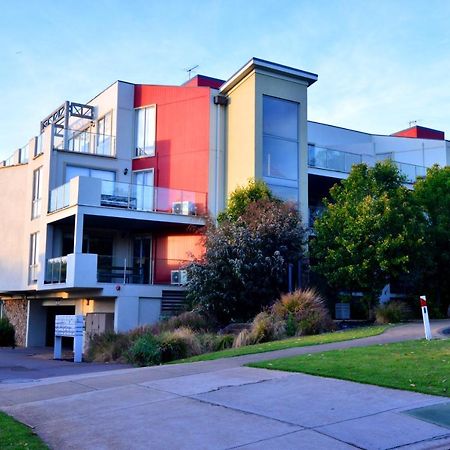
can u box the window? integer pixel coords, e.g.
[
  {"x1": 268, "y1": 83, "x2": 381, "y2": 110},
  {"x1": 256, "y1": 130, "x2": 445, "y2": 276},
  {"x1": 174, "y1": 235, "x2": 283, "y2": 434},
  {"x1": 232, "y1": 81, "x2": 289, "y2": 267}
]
[
  {"x1": 134, "y1": 170, "x2": 154, "y2": 211},
  {"x1": 65, "y1": 165, "x2": 115, "y2": 183},
  {"x1": 135, "y1": 105, "x2": 156, "y2": 156},
  {"x1": 32, "y1": 167, "x2": 42, "y2": 219},
  {"x1": 96, "y1": 112, "x2": 113, "y2": 156},
  {"x1": 262, "y1": 95, "x2": 299, "y2": 203},
  {"x1": 29, "y1": 232, "x2": 39, "y2": 284}
]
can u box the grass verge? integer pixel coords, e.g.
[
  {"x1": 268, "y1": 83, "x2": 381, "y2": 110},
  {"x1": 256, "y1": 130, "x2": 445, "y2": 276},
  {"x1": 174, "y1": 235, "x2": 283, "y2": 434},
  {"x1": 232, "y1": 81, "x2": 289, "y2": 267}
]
[
  {"x1": 0, "y1": 411, "x2": 48, "y2": 449},
  {"x1": 249, "y1": 339, "x2": 450, "y2": 397},
  {"x1": 174, "y1": 325, "x2": 389, "y2": 363}
]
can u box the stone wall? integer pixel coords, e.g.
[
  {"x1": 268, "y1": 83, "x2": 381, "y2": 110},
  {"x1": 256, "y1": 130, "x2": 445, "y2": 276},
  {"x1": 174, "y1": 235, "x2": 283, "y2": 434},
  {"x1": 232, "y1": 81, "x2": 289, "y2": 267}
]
[{"x1": 2, "y1": 299, "x2": 28, "y2": 346}]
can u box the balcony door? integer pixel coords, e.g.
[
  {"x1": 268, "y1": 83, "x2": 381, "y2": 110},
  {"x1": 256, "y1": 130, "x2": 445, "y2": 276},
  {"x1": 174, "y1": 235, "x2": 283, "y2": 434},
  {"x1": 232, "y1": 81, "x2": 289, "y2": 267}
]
[
  {"x1": 133, "y1": 236, "x2": 152, "y2": 284},
  {"x1": 134, "y1": 169, "x2": 154, "y2": 211}
]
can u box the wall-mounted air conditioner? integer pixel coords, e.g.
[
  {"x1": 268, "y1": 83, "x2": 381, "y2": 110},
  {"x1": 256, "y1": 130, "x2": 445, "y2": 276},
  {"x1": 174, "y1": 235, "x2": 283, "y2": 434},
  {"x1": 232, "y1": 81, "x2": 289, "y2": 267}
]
[
  {"x1": 172, "y1": 201, "x2": 196, "y2": 215},
  {"x1": 171, "y1": 269, "x2": 188, "y2": 285}
]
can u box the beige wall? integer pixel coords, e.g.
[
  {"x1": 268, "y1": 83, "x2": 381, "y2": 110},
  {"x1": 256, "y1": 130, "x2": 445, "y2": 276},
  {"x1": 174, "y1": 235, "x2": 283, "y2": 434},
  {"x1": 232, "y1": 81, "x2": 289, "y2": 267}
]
[
  {"x1": 223, "y1": 67, "x2": 310, "y2": 223},
  {"x1": 225, "y1": 72, "x2": 256, "y2": 198}
]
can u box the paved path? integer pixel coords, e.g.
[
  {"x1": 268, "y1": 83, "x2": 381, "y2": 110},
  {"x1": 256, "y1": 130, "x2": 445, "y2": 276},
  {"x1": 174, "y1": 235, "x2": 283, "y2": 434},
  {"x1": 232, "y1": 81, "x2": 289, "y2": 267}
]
[
  {"x1": 0, "y1": 347, "x2": 131, "y2": 383},
  {"x1": 1, "y1": 321, "x2": 449, "y2": 450}
]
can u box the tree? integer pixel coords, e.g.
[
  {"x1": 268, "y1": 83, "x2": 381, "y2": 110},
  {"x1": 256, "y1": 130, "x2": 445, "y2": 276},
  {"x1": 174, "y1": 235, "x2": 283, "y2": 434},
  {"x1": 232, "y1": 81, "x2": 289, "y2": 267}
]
[
  {"x1": 217, "y1": 178, "x2": 274, "y2": 223},
  {"x1": 311, "y1": 161, "x2": 425, "y2": 312},
  {"x1": 187, "y1": 198, "x2": 305, "y2": 325},
  {"x1": 414, "y1": 165, "x2": 450, "y2": 315}
]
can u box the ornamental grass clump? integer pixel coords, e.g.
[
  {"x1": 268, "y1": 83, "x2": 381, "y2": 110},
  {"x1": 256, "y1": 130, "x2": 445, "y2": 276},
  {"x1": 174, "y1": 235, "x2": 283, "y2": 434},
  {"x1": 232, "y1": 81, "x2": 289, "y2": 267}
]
[
  {"x1": 159, "y1": 327, "x2": 202, "y2": 362},
  {"x1": 272, "y1": 289, "x2": 334, "y2": 335}
]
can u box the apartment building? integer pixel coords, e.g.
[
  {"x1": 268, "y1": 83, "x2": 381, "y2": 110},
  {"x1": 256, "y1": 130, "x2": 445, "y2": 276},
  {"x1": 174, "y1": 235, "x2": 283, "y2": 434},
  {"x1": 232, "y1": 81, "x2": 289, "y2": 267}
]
[{"x1": 0, "y1": 57, "x2": 448, "y2": 347}]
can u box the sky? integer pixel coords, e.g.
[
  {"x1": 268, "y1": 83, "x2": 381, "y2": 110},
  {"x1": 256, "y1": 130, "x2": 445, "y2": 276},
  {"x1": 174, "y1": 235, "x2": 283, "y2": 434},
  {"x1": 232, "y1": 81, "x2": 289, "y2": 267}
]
[{"x1": 1, "y1": 0, "x2": 450, "y2": 160}]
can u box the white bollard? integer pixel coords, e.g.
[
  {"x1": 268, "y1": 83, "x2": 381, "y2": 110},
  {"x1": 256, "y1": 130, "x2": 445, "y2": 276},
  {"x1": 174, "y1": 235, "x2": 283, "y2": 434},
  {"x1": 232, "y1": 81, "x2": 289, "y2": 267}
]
[{"x1": 420, "y1": 295, "x2": 432, "y2": 341}]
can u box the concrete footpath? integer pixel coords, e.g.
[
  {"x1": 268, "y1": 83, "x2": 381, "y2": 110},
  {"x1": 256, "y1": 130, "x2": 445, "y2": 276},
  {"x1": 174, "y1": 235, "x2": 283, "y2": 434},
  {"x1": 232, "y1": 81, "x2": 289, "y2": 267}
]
[{"x1": 1, "y1": 321, "x2": 449, "y2": 450}]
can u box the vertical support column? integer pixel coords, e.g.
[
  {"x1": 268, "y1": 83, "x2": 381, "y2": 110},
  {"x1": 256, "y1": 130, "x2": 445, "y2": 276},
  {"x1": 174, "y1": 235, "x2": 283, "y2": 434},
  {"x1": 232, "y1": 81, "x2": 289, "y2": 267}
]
[
  {"x1": 63, "y1": 101, "x2": 70, "y2": 150},
  {"x1": 73, "y1": 212, "x2": 84, "y2": 254}
]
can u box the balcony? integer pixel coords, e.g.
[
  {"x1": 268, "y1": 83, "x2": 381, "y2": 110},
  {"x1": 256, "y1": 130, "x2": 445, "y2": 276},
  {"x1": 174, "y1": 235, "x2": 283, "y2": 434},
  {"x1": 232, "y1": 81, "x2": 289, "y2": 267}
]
[
  {"x1": 44, "y1": 253, "x2": 189, "y2": 286},
  {"x1": 53, "y1": 128, "x2": 116, "y2": 157},
  {"x1": 48, "y1": 176, "x2": 207, "y2": 218}
]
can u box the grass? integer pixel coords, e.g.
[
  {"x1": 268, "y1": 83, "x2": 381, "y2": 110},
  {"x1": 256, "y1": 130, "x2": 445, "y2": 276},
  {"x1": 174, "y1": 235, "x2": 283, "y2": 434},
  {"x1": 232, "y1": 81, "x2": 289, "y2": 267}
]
[
  {"x1": 0, "y1": 411, "x2": 48, "y2": 449},
  {"x1": 173, "y1": 325, "x2": 389, "y2": 363},
  {"x1": 249, "y1": 339, "x2": 450, "y2": 397}
]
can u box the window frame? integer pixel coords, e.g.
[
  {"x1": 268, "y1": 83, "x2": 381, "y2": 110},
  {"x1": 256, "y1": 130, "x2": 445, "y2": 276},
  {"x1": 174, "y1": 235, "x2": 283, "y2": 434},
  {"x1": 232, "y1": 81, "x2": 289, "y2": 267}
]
[
  {"x1": 134, "y1": 105, "x2": 156, "y2": 157},
  {"x1": 31, "y1": 166, "x2": 43, "y2": 219}
]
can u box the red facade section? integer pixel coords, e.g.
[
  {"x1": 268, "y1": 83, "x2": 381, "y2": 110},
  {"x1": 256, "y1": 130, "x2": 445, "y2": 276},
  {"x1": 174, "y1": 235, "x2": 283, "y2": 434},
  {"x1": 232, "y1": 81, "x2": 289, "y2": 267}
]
[
  {"x1": 392, "y1": 126, "x2": 445, "y2": 140},
  {"x1": 133, "y1": 84, "x2": 211, "y2": 196},
  {"x1": 183, "y1": 75, "x2": 224, "y2": 89}
]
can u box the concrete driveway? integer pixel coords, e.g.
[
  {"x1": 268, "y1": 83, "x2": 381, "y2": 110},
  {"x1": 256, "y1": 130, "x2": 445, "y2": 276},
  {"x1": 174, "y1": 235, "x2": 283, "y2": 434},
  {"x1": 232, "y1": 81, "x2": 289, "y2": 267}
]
[{"x1": 1, "y1": 320, "x2": 449, "y2": 450}]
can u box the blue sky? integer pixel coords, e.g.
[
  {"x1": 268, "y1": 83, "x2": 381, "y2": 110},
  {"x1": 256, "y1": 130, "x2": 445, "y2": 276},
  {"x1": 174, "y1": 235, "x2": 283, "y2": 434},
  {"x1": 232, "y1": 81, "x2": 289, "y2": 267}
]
[{"x1": 1, "y1": 0, "x2": 450, "y2": 160}]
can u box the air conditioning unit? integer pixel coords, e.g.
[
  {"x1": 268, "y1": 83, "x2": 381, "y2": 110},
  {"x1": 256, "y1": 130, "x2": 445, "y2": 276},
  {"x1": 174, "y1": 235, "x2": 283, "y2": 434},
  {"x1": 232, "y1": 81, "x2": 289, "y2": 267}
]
[
  {"x1": 171, "y1": 269, "x2": 188, "y2": 285},
  {"x1": 172, "y1": 201, "x2": 196, "y2": 215}
]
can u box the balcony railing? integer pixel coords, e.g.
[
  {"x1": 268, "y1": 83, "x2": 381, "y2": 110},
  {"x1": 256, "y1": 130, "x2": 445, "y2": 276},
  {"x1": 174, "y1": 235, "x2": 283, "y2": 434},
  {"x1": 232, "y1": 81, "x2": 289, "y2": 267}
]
[
  {"x1": 45, "y1": 257, "x2": 67, "y2": 284},
  {"x1": 101, "y1": 180, "x2": 207, "y2": 215},
  {"x1": 1, "y1": 143, "x2": 30, "y2": 167},
  {"x1": 97, "y1": 256, "x2": 189, "y2": 285},
  {"x1": 309, "y1": 145, "x2": 427, "y2": 182},
  {"x1": 49, "y1": 182, "x2": 70, "y2": 212},
  {"x1": 308, "y1": 145, "x2": 362, "y2": 173},
  {"x1": 53, "y1": 128, "x2": 116, "y2": 157}
]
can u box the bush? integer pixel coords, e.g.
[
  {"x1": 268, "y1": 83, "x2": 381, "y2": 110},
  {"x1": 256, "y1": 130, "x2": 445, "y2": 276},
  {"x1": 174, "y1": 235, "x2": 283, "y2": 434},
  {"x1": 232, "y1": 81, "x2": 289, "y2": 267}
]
[
  {"x1": 0, "y1": 317, "x2": 15, "y2": 347},
  {"x1": 159, "y1": 327, "x2": 201, "y2": 362},
  {"x1": 376, "y1": 301, "x2": 412, "y2": 324},
  {"x1": 126, "y1": 333, "x2": 161, "y2": 366},
  {"x1": 233, "y1": 312, "x2": 286, "y2": 348},
  {"x1": 197, "y1": 333, "x2": 234, "y2": 352},
  {"x1": 272, "y1": 289, "x2": 333, "y2": 335},
  {"x1": 87, "y1": 332, "x2": 131, "y2": 363},
  {"x1": 151, "y1": 311, "x2": 209, "y2": 334}
]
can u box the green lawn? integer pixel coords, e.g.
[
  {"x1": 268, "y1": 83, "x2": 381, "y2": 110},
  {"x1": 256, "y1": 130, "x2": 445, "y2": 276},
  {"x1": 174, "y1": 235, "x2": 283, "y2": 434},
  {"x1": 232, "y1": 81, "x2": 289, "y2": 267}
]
[
  {"x1": 0, "y1": 411, "x2": 48, "y2": 449},
  {"x1": 249, "y1": 339, "x2": 450, "y2": 397},
  {"x1": 174, "y1": 325, "x2": 389, "y2": 363}
]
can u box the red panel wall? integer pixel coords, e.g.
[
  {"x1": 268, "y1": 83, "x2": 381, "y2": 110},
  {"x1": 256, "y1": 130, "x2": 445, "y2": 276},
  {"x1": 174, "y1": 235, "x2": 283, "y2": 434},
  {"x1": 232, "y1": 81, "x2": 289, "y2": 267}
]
[
  {"x1": 153, "y1": 233, "x2": 204, "y2": 283},
  {"x1": 132, "y1": 85, "x2": 211, "y2": 196},
  {"x1": 392, "y1": 126, "x2": 444, "y2": 140}
]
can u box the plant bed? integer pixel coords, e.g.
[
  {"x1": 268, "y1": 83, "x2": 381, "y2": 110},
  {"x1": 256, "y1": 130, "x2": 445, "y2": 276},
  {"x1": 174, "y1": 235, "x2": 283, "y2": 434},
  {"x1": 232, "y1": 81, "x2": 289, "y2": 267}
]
[{"x1": 249, "y1": 339, "x2": 450, "y2": 397}]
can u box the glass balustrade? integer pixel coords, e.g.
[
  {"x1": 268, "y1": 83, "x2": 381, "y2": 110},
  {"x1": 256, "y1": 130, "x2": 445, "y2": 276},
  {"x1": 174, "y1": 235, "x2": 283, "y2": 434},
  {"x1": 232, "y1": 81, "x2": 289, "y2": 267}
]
[
  {"x1": 53, "y1": 129, "x2": 116, "y2": 157},
  {"x1": 49, "y1": 182, "x2": 70, "y2": 212},
  {"x1": 45, "y1": 257, "x2": 67, "y2": 284}
]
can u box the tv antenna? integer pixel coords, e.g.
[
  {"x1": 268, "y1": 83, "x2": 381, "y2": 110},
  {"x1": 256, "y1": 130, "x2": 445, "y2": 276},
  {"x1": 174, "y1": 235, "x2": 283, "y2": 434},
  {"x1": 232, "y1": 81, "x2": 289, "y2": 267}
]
[
  {"x1": 408, "y1": 119, "x2": 419, "y2": 127},
  {"x1": 185, "y1": 64, "x2": 199, "y2": 79}
]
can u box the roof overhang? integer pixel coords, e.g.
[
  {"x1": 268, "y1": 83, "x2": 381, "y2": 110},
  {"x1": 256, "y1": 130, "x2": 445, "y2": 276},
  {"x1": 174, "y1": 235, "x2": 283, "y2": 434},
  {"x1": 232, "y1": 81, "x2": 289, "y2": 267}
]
[{"x1": 220, "y1": 57, "x2": 318, "y2": 94}]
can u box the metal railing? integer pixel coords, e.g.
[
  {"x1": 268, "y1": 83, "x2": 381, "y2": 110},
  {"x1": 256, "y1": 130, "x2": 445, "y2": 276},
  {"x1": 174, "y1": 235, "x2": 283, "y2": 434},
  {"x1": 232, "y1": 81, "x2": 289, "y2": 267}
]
[
  {"x1": 49, "y1": 182, "x2": 71, "y2": 212},
  {"x1": 100, "y1": 180, "x2": 207, "y2": 215},
  {"x1": 97, "y1": 256, "x2": 189, "y2": 285},
  {"x1": 45, "y1": 257, "x2": 67, "y2": 284},
  {"x1": 53, "y1": 128, "x2": 116, "y2": 157}
]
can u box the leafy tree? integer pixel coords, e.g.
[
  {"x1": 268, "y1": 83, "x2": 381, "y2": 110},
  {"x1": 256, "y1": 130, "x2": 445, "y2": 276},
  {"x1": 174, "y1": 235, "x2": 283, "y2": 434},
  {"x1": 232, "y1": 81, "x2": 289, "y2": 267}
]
[
  {"x1": 187, "y1": 198, "x2": 305, "y2": 325},
  {"x1": 311, "y1": 161, "x2": 425, "y2": 313},
  {"x1": 414, "y1": 165, "x2": 450, "y2": 315},
  {"x1": 217, "y1": 178, "x2": 274, "y2": 223}
]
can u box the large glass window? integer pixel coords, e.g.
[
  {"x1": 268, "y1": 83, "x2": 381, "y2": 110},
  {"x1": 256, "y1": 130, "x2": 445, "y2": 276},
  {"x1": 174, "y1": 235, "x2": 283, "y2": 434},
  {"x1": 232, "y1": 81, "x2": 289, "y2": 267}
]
[
  {"x1": 135, "y1": 106, "x2": 156, "y2": 157},
  {"x1": 262, "y1": 95, "x2": 299, "y2": 203},
  {"x1": 134, "y1": 170, "x2": 154, "y2": 211},
  {"x1": 29, "y1": 232, "x2": 39, "y2": 283},
  {"x1": 65, "y1": 165, "x2": 115, "y2": 183},
  {"x1": 32, "y1": 167, "x2": 42, "y2": 219}
]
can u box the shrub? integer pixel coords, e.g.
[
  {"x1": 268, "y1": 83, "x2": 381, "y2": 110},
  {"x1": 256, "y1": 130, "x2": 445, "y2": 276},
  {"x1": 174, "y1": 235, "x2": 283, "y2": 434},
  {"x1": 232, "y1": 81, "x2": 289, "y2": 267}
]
[
  {"x1": 375, "y1": 301, "x2": 412, "y2": 324},
  {"x1": 197, "y1": 333, "x2": 234, "y2": 353},
  {"x1": 0, "y1": 317, "x2": 15, "y2": 347},
  {"x1": 126, "y1": 333, "x2": 161, "y2": 366},
  {"x1": 233, "y1": 312, "x2": 286, "y2": 348},
  {"x1": 87, "y1": 332, "x2": 131, "y2": 363},
  {"x1": 272, "y1": 289, "x2": 333, "y2": 335},
  {"x1": 159, "y1": 327, "x2": 201, "y2": 362},
  {"x1": 152, "y1": 311, "x2": 209, "y2": 334}
]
